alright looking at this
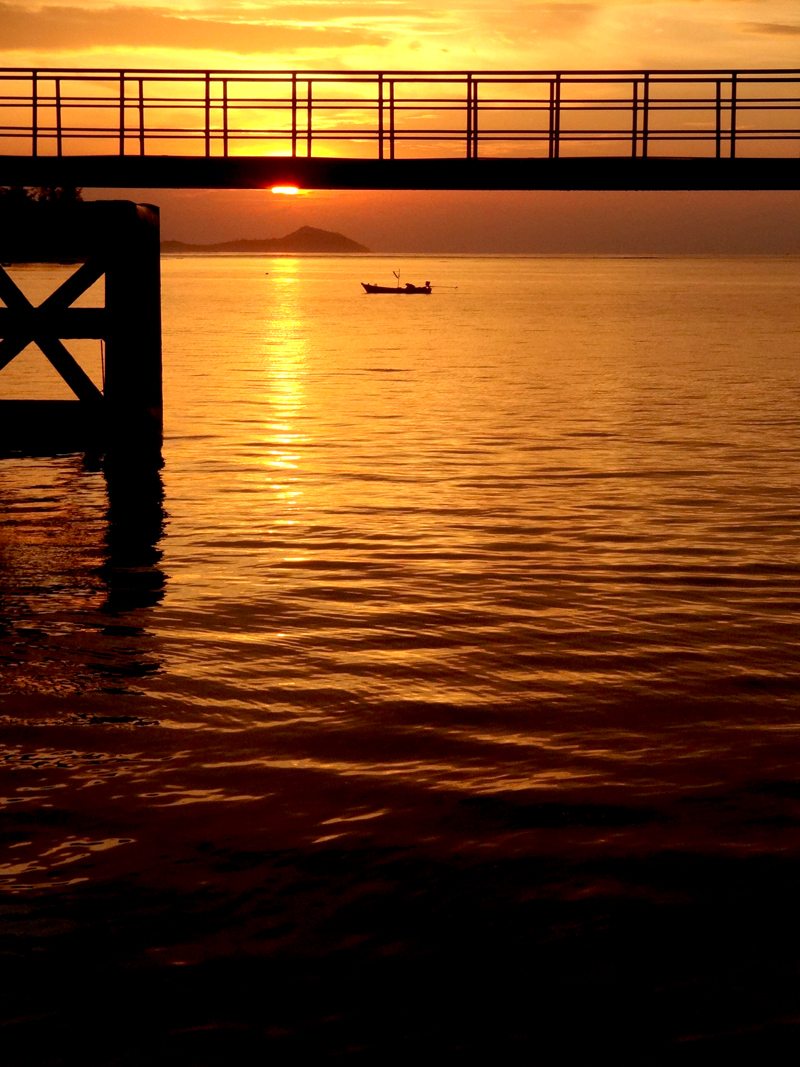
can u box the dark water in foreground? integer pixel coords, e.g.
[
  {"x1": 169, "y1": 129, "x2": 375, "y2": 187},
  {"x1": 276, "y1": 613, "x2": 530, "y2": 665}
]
[{"x1": 2, "y1": 255, "x2": 800, "y2": 1060}]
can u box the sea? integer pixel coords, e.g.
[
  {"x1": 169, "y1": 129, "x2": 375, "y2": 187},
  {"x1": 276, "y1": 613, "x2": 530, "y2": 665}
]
[{"x1": 2, "y1": 254, "x2": 800, "y2": 1061}]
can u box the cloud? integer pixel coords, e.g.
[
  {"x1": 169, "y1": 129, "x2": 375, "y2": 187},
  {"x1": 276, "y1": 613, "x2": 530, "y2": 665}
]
[
  {"x1": 740, "y1": 21, "x2": 800, "y2": 36},
  {"x1": 237, "y1": 1, "x2": 428, "y2": 19},
  {"x1": 3, "y1": 0, "x2": 799, "y2": 71},
  {"x1": 0, "y1": 3, "x2": 390, "y2": 53},
  {"x1": 516, "y1": 3, "x2": 598, "y2": 40}
]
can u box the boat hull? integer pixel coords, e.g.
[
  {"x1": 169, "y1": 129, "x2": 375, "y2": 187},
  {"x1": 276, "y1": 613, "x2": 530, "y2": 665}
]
[{"x1": 362, "y1": 283, "x2": 431, "y2": 294}]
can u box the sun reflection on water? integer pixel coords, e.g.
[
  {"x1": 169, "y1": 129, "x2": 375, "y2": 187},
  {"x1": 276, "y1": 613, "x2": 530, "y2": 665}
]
[{"x1": 261, "y1": 262, "x2": 308, "y2": 515}]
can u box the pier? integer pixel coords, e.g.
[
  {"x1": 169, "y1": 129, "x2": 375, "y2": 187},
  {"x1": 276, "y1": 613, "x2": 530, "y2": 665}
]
[
  {"x1": 1, "y1": 66, "x2": 799, "y2": 457},
  {"x1": 0, "y1": 199, "x2": 161, "y2": 458}
]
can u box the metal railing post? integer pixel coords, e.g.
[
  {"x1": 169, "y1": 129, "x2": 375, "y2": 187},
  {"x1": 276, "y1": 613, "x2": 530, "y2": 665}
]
[
  {"x1": 204, "y1": 72, "x2": 211, "y2": 157},
  {"x1": 715, "y1": 79, "x2": 722, "y2": 159},
  {"x1": 291, "y1": 73, "x2": 297, "y2": 157},
  {"x1": 378, "y1": 73, "x2": 384, "y2": 160},
  {"x1": 307, "y1": 80, "x2": 312, "y2": 157},
  {"x1": 223, "y1": 78, "x2": 228, "y2": 157},
  {"x1": 389, "y1": 80, "x2": 395, "y2": 159},
  {"x1": 31, "y1": 70, "x2": 38, "y2": 157},
  {"x1": 642, "y1": 72, "x2": 650, "y2": 158},
  {"x1": 138, "y1": 77, "x2": 145, "y2": 156},
  {"x1": 467, "y1": 73, "x2": 473, "y2": 157},
  {"x1": 730, "y1": 71, "x2": 737, "y2": 158},
  {"x1": 55, "y1": 78, "x2": 62, "y2": 157},
  {"x1": 473, "y1": 78, "x2": 479, "y2": 158},
  {"x1": 119, "y1": 72, "x2": 125, "y2": 155},
  {"x1": 631, "y1": 78, "x2": 639, "y2": 158},
  {"x1": 553, "y1": 72, "x2": 561, "y2": 159}
]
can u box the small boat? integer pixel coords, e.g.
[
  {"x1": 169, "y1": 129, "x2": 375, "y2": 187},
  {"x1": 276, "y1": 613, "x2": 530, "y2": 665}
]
[
  {"x1": 362, "y1": 281, "x2": 431, "y2": 294},
  {"x1": 362, "y1": 271, "x2": 431, "y2": 294}
]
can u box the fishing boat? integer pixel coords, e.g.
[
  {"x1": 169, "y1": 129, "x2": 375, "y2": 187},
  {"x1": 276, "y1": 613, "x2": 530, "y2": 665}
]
[{"x1": 362, "y1": 271, "x2": 432, "y2": 295}]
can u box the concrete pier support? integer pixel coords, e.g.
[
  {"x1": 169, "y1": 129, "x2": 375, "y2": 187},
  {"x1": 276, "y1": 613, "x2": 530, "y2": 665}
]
[
  {"x1": 0, "y1": 199, "x2": 162, "y2": 458},
  {"x1": 104, "y1": 204, "x2": 162, "y2": 455}
]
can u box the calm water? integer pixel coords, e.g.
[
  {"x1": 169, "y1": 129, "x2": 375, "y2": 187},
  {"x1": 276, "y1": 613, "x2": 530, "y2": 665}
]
[{"x1": 3, "y1": 255, "x2": 800, "y2": 1059}]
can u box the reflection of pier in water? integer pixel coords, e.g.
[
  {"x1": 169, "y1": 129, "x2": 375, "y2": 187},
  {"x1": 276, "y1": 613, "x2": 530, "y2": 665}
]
[
  {"x1": 0, "y1": 455, "x2": 166, "y2": 697},
  {"x1": 102, "y1": 456, "x2": 166, "y2": 616}
]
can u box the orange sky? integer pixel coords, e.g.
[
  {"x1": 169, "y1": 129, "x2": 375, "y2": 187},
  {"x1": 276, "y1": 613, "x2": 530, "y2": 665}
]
[
  {"x1": 2, "y1": 1, "x2": 800, "y2": 71},
  {"x1": 9, "y1": 1, "x2": 800, "y2": 250},
  {"x1": 81, "y1": 186, "x2": 799, "y2": 253}
]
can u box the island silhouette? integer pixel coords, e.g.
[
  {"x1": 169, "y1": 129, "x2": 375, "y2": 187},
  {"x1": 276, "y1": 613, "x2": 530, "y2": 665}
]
[{"x1": 161, "y1": 224, "x2": 370, "y2": 254}]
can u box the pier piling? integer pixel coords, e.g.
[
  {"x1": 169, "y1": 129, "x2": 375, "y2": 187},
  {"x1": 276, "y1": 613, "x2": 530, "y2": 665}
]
[{"x1": 0, "y1": 199, "x2": 162, "y2": 459}]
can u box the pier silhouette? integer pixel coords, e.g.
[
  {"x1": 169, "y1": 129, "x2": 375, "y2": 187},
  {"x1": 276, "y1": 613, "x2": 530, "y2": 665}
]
[{"x1": 0, "y1": 199, "x2": 161, "y2": 458}]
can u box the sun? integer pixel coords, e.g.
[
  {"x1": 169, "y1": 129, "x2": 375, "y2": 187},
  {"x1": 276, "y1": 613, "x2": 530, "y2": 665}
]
[{"x1": 272, "y1": 186, "x2": 300, "y2": 195}]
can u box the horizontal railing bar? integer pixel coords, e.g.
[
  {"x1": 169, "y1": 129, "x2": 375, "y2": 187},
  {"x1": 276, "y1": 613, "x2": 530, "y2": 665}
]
[
  {"x1": 5, "y1": 94, "x2": 798, "y2": 104},
  {"x1": 4, "y1": 103, "x2": 798, "y2": 114},
  {"x1": 9, "y1": 120, "x2": 797, "y2": 130},
  {"x1": 0, "y1": 89, "x2": 743, "y2": 98},
  {"x1": 2, "y1": 66, "x2": 800, "y2": 75},
  {"x1": 10, "y1": 133, "x2": 798, "y2": 142},
  {"x1": 2, "y1": 93, "x2": 799, "y2": 103},
  {"x1": 10, "y1": 129, "x2": 796, "y2": 137},
  {"x1": 4, "y1": 114, "x2": 798, "y2": 122},
  {"x1": 7, "y1": 119, "x2": 799, "y2": 130},
  {"x1": 5, "y1": 104, "x2": 796, "y2": 116}
]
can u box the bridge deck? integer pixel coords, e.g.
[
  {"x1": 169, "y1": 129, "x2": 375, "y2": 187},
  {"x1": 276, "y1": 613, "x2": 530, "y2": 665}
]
[{"x1": 2, "y1": 154, "x2": 799, "y2": 190}]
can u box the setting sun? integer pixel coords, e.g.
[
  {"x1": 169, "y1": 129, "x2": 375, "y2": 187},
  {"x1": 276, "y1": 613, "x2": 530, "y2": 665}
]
[{"x1": 272, "y1": 186, "x2": 300, "y2": 196}]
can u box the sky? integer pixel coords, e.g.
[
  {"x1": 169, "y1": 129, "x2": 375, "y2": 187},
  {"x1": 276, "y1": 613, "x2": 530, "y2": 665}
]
[
  {"x1": 8, "y1": 0, "x2": 800, "y2": 250},
  {"x1": 85, "y1": 187, "x2": 800, "y2": 254},
  {"x1": 3, "y1": 0, "x2": 800, "y2": 71}
]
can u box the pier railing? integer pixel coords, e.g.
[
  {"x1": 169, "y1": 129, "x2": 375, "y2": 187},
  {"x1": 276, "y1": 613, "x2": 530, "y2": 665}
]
[{"x1": 1, "y1": 68, "x2": 800, "y2": 160}]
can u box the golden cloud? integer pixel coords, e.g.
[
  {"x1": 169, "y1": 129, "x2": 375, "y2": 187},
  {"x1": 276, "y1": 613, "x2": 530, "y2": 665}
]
[
  {"x1": 740, "y1": 21, "x2": 800, "y2": 36},
  {"x1": 0, "y1": 2, "x2": 390, "y2": 52},
  {"x1": 505, "y1": 3, "x2": 598, "y2": 41},
  {"x1": 1, "y1": 0, "x2": 798, "y2": 71}
]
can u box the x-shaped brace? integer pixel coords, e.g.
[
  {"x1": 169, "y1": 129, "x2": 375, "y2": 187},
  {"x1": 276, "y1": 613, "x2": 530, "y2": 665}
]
[{"x1": 0, "y1": 260, "x2": 106, "y2": 406}]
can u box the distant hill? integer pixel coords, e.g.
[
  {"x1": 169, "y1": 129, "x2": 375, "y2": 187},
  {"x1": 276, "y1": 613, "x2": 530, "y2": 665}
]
[{"x1": 161, "y1": 225, "x2": 369, "y2": 254}]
